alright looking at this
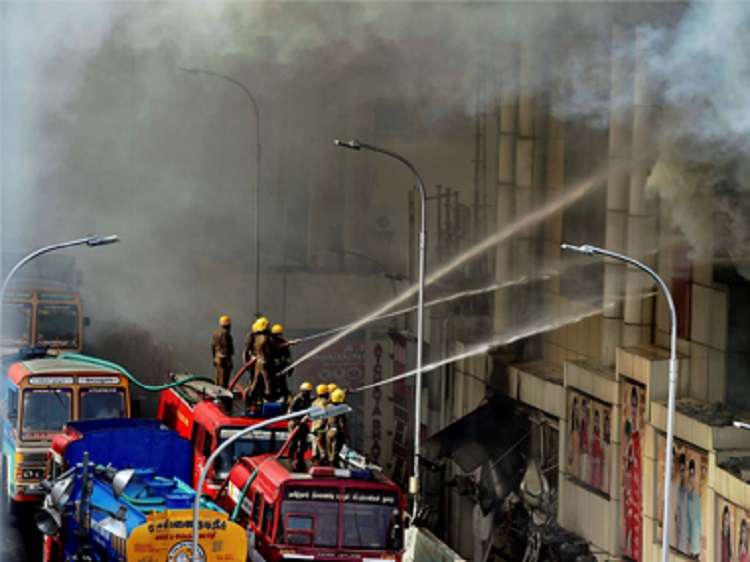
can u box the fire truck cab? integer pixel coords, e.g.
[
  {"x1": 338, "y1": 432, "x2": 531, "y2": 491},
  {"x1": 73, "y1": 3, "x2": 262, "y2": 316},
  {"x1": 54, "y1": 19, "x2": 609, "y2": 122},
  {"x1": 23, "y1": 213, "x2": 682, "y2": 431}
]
[
  {"x1": 220, "y1": 455, "x2": 406, "y2": 562},
  {"x1": 157, "y1": 374, "x2": 290, "y2": 498}
]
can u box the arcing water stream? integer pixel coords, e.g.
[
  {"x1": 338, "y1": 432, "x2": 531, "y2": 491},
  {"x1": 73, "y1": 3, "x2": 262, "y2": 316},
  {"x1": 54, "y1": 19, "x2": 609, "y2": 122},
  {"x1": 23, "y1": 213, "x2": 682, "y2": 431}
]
[
  {"x1": 350, "y1": 303, "x2": 603, "y2": 393},
  {"x1": 282, "y1": 166, "x2": 607, "y2": 375},
  {"x1": 296, "y1": 270, "x2": 557, "y2": 344}
]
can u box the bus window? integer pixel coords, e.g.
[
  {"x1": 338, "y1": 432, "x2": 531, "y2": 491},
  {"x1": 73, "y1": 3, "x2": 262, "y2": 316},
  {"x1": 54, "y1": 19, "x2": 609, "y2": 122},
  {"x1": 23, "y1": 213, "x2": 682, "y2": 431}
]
[
  {"x1": 281, "y1": 488, "x2": 339, "y2": 547},
  {"x1": 6, "y1": 386, "x2": 18, "y2": 426},
  {"x1": 36, "y1": 303, "x2": 78, "y2": 348},
  {"x1": 342, "y1": 491, "x2": 401, "y2": 550},
  {"x1": 21, "y1": 389, "x2": 71, "y2": 440},
  {"x1": 80, "y1": 388, "x2": 125, "y2": 420},
  {"x1": 2, "y1": 303, "x2": 31, "y2": 347}
]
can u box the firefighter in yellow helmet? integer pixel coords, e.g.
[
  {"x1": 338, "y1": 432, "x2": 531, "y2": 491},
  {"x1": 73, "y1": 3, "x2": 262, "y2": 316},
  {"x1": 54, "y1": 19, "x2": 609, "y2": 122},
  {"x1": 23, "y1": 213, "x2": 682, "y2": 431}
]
[
  {"x1": 246, "y1": 316, "x2": 272, "y2": 408},
  {"x1": 287, "y1": 382, "x2": 314, "y2": 472},
  {"x1": 311, "y1": 384, "x2": 330, "y2": 464},
  {"x1": 326, "y1": 389, "x2": 348, "y2": 467},
  {"x1": 211, "y1": 315, "x2": 234, "y2": 387}
]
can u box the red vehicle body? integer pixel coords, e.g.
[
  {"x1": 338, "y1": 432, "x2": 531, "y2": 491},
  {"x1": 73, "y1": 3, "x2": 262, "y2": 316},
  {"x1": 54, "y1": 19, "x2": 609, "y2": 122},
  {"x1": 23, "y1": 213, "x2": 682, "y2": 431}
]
[
  {"x1": 157, "y1": 375, "x2": 290, "y2": 497},
  {"x1": 219, "y1": 455, "x2": 406, "y2": 562}
]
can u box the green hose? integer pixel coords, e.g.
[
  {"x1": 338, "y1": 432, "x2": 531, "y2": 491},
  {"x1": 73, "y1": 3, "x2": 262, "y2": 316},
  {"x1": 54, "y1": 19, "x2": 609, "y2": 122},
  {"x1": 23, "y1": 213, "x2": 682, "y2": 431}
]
[{"x1": 58, "y1": 353, "x2": 213, "y2": 392}]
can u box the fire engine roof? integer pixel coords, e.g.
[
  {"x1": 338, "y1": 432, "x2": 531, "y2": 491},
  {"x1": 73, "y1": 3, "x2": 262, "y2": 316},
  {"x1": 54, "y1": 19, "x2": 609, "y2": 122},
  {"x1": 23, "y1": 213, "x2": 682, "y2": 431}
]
[
  {"x1": 7, "y1": 358, "x2": 121, "y2": 385},
  {"x1": 242, "y1": 455, "x2": 396, "y2": 494},
  {"x1": 193, "y1": 400, "x2": 289, "y2": 432}
]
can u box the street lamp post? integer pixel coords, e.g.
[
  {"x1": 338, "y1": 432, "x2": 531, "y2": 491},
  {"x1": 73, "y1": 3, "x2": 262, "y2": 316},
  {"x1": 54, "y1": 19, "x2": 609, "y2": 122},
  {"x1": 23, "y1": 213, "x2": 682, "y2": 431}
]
[
  {"x1": 561, "y1": 243, "x2": 678, "y2": 562},
  {"x1": 179, "y1": 66, "x2": 263, "y2": 317},
  {"x1": 1, "y1": 235, "x2": 120, "y2": 302},
  {"x1": 334, "y1": 139, "x2": 427, "y2": 518},
  {"x1": 191, "y1": 403, "x2": 352, "y2": 562}
]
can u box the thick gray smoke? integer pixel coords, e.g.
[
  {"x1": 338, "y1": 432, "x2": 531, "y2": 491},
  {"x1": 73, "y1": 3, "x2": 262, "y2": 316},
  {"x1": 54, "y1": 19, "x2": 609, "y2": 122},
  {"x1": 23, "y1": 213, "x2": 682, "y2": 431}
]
[
  {"x1": 643, "y1": 2, "x2": 750, "y2": 277},
  {"x1": 6, "y1": 1, "x2": 743, "y2": 407}
]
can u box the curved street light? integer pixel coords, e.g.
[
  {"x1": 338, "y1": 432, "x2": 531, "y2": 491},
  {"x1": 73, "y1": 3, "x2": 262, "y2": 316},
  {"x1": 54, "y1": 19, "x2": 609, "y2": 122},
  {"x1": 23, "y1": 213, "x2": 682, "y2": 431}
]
[
  {"x1": 191, "y1": 403, "x2": 352, "y2": 561},
  {"x1": 179, "y1": 66, "x2": 263, "y2": 317},
  {"x1": 334, "y1": 139, "x2": 427, "y2": 519},
  {"x1": 561, "y1": 242, "x2": 677, "y2": 562},
  {"x1": 1, "y1": 235, "x2": 120, "y2": 302}
]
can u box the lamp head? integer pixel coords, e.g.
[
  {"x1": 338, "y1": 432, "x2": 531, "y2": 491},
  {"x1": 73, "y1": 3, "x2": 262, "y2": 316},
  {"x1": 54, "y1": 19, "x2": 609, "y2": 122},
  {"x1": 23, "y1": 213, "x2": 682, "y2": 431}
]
[
  {"x1": 178, "y1": 66, "x2": 200, "y2": 75},
  {"x1": 86, "y1": 234, "x2": 120, "y2": 247},
  {"x1": 334, "y1": 139, "x2": 361, "y2": 151},
  {"x1": 309, "y1": 404, "x2": 352, "y2": 420},
  {"x1": 560, "y1": 243, "x2": 596, "y2": 256}
]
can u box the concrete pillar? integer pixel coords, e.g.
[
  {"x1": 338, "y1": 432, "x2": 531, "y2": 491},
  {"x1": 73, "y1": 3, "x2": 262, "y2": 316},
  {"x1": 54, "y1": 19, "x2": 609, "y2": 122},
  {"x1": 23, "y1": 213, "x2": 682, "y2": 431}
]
[
  {"x1": 601, "y1": 24, "x2": 632, "y2": 366},
  {"x1": 493, "y1": 44, "x2": 518, "y2": 333},
  {"x1": 623, "y1": 27, "x2": 658, "y2": 346}
]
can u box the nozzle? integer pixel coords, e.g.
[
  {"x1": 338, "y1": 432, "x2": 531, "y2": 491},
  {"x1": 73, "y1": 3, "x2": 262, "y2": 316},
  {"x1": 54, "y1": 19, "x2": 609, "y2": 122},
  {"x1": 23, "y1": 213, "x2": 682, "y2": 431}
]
[
  {"x1": 86, "y1": 235, "x2": 120, "y2": 247},
  {"x1": 334, "y1": 139, "x2": 361, "y2": 150}
]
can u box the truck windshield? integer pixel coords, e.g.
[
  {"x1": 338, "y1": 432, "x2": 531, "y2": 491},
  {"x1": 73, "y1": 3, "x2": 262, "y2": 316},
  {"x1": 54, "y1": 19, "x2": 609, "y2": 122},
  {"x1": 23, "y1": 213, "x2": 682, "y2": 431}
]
[
  {"x1": 215, "y1": 428, "x2": 289, "y2": 478},
  {"x1": 342, "y1": 490, "x2": 401, "y2": 550},
  {"x1": 2, "y1": 302, "x2": 32, "y2": 346},
  {"x1": 22, "y1": 389, "x2": 71, "y2": 440},
  {"x1": 280, "y1": 488, "x2": 339, "y2": 548},
  {"x1": 80, "y1": 388, "x2": 125, "y2": 420},
  {"x1": 36, "y1": 303, "x2": 78, "y2": 347}
]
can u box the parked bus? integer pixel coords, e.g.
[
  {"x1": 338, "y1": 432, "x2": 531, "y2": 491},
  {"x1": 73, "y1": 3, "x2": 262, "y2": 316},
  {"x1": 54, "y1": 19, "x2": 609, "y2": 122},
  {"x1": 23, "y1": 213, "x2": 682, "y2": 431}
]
[
  {"x1": 158, "y1": 374, "x2": 289, "y2": 498},
  {"x1": 219, "y1": 454, "x2": 406, "y2": 562},
  {"x1": 1, "y1": 354, "x2": 131, "y2": 506},
  {"x1": 2, "y1": 285, "x2": 84, "y2": 355}
]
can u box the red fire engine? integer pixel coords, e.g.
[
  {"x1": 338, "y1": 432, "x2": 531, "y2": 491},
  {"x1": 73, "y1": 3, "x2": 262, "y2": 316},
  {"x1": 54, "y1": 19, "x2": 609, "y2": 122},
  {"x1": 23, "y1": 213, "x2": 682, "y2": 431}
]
[
  {"x1": 156, "y1": 374, "x2": 290, "y2": 497},
  {"x1": 218, "y1": 453, "x2": 406, "y2": 562}
]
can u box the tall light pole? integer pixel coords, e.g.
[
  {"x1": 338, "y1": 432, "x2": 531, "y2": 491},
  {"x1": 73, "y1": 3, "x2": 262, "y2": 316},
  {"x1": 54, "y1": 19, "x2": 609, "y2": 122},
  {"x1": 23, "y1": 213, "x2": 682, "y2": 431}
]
[
  {"x1": 191, "y1": 403, "x2": 352, "y2": 562},
  {"x1": 1, "y1": 235, "x2": 120, "y2": 302},
  {"x1": 561, "y1": 243, "x2": 678, "y2": 562},
  {"x1": 179, "y1": 66, "x2": 262, "y2": 317},
  {"x1": 334, "y1": 139, "x2": 426, "y2": 518}
]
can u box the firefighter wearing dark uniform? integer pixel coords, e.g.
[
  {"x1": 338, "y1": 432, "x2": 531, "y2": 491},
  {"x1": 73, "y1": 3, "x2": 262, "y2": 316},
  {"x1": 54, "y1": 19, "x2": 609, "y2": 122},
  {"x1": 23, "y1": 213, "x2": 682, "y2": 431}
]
[
  {"x1": 288, "y1": 382, "x2": 313, "y2": 472},
  {"x1": 247, "y1": 316, "x2": 272, "y2": 406},
  {"x1": 211, "y1": 315, "x2": 234, "y2": 387},
  {"x1": 326, "y1": 388, "x2": 348, "y2": 468},
  {"x1": 311, "y1": 384, "x2": 330, "y2": 465},
  {"x1": 269, "y1": 323, "x2": 299, "y2": 403}
]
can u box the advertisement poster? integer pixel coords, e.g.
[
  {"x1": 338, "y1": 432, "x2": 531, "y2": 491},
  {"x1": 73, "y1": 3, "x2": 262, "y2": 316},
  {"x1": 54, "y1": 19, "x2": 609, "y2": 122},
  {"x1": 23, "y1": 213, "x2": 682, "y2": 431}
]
[
  {"x1": 716, "y1": 496, "x2": 750, "y2": 562},
  {"x1": 656, "y1": 434, "x2": 708, "y2": 560},
  {"x1": 566, "y1": 389, "x2": 612, "y2": 496},
  {"x1": 620, "y1": 378, "x2": 646, "y2": 562}
]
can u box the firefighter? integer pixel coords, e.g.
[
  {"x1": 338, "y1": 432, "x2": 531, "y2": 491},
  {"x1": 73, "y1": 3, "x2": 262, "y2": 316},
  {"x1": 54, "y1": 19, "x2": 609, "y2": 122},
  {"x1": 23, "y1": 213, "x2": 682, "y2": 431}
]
[
  {"x1": 269, "y1": 323, "x2": 295, "y2": 403},
  {"x1": 287, "y1": 381, "x2": 314, "y2": 472},
  {"x1": 211, "y1": 315, "x2": 234, "y2": 387},
  {"x1": 246, "y1": 316, "x2": 272, "y2": 407},
  {"x1": 311, "y1": 384, "x2": 330, "y2": 465},
  {"x1": 326, "y1": 388, "x2": 348, "y2": 468}
]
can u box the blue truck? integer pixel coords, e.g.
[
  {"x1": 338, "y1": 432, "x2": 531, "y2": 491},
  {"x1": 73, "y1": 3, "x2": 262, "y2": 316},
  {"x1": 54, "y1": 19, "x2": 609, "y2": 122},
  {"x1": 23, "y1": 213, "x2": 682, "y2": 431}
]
[{"x1": 38, "y1": 418, "x2": 247, "y2": 561}]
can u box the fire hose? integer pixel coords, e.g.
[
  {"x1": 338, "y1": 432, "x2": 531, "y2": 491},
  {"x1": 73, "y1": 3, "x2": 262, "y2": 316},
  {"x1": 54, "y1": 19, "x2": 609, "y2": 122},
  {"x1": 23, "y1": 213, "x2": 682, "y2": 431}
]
[{"x1": 58, "y1": 353, "x2": 214, "y2": 392}]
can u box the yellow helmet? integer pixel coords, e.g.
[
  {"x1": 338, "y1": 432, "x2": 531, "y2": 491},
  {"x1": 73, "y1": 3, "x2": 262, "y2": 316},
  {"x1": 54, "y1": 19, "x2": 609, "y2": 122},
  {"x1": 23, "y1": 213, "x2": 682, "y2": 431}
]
[
  {"x1": 327, "y1": 383, "x2": 338, "y2": 393},
  {"x1": 252, "y1": 316, "x2": 270, "y2": 333},
  {"x1": 331, "y1": 389, "x2": 346, "y2": 404},
  {"x1": 219, "y1": 315, "x2": 231, "y2": 327},
  {"x1": 271, "y1": 323, "x2": 284, "y2": 335},
  {"x1": 316, "y1": 384, "x2": 329, "y2": 396},
  {"x1": 300, "y1": 382, "x2": 313, "y2": 392}
]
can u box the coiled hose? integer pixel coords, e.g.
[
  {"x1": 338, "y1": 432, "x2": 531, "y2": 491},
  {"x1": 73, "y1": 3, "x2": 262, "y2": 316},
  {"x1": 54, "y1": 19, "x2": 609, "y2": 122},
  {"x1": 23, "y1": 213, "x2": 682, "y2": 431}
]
[{"x1": 58, "y1": 353, "x2": 213, "y2": 391}]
